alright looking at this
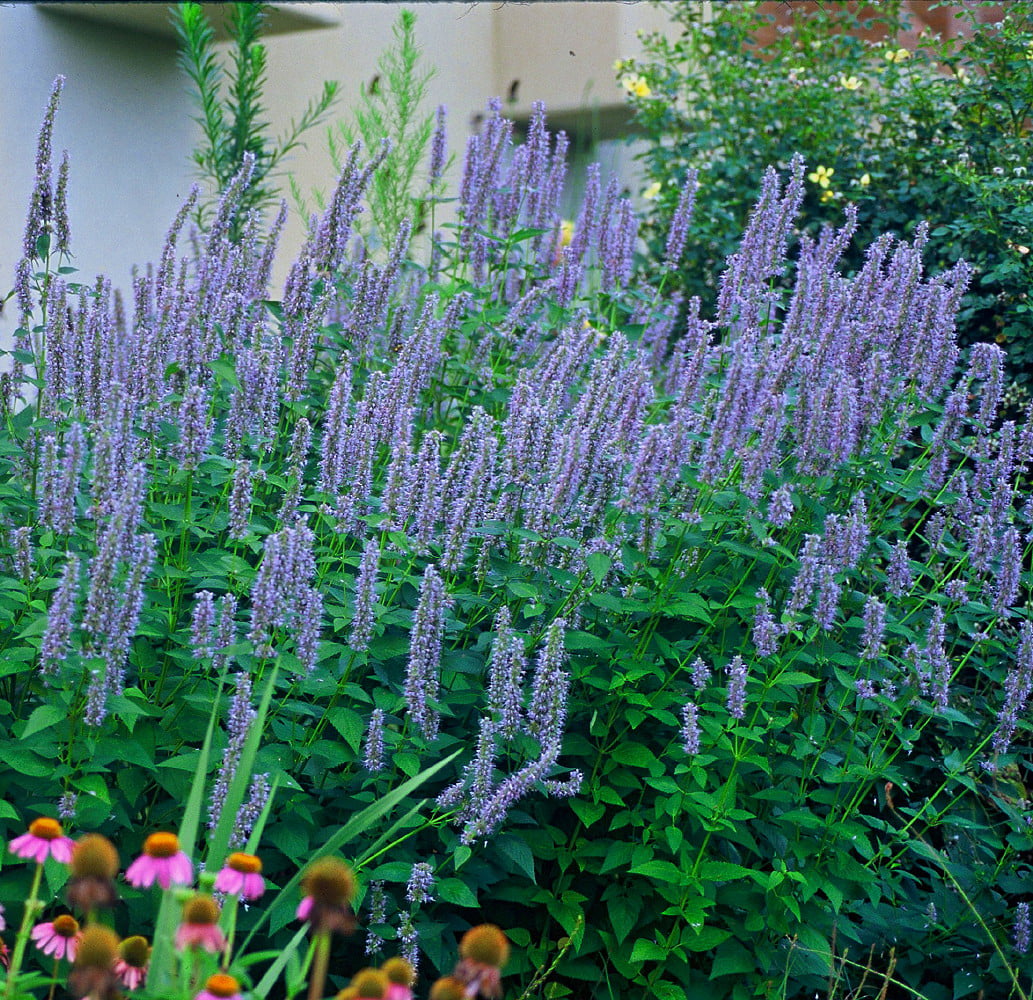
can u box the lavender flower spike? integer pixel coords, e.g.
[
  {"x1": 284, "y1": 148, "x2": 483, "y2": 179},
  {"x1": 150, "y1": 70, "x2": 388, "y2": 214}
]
[
  {"x1": 40, "y1": 555, "x2": 80, "y2": 676},
  {"x1": 231, "y1": 773, "x2": 270, "y2": 849},
  {"x1": 664, "y1": 170, "x2": 698, "y2": 269},
  {"x1": 1015, "y1": 902, "x2": 1031, "y2": 955},
  {"x1": 405, "y1": 862, "x2": 434, "y2": 905},
  {"x1": 486, "y1": 607, "x2": 525, "y2": 739},
  {"x1": 350, "y1": 538, "x2": 380, "y2": 653},
  {"x1": 681, "y1": 702, "x2": 701, "y2": 755},
  {"x1": 404, "y1": 564, "x2": 449, "y2": 740},
  {"x1": 363, "y1": 708, "x2": 386, "y2": 774},
  {"x1": 209, "y1": 673, "x2": 256, "y2": 830},
  {"x1": 365, "y1": 881, "x2": 388, "y2": 958},
  {"x1": 752, "y1": 588, "x2": 779, "y2": 658},
  {"x1": 725, "y1": 655, "x2": 748, "y2": 721}
]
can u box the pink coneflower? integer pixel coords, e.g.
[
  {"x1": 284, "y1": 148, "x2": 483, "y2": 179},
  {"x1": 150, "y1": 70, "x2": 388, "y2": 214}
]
[
  {"x1": 31, "y1": 914, "x2": 80, "y2": 960},
  {"x1": 213, "y1": 852, "x2": 265, "y2": 901},
  {"x1": 114, "y1": 935, "x2": 150, "y2": 989},
  {"x1": 174, "y1": 895, "x2": 226, "y2": 953},
  {"x1": 126, "y1": 832, "x2": 193, "y2": 889},
  {"x1": 196, "y1": 973, "x2": 242, "y2": 1000},
  {"x1": 9, "y1": 817, "x2": 75, "y2": 864},
  {"x1": 381, "y1": 957, "x2": 416, "y2": 1000}
]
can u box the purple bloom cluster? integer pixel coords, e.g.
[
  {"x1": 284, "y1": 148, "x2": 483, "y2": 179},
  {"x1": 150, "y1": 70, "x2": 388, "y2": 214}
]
[
  {"x1": 209, "y1": 672, "x2": 256, "y2": 831},
  {"x1": 40, "y1": 555, "x2": 80, "y2": 676},
  {"x1": 486, "y1": 607, "x2": 525, "y2": 739},
  {"x1": 37, "y1": 423, "x2": 85, "y2": 534},
  {"x1": 405, "y1": 862, "x2": 435, "y2": 905},
  {"x1": 992, "y1": 621, "x2": 1033, "y2": 755},
  {"x1": 247, "y1": 523, "x2": 322, "y2": 669},
  {"x1": 231, "y1": 773, "x2": 270, "y2": 850},
  {"x1": 350, "y1": 538, "x2": 380, "y2": 653},
  {"x1": 405, "y1": 565, "x2": 449, "y2": 740},
  {"x1": 751, "y1": 588, "x2": 779, "y2": 658},
  {"x1": 363, "y1": 708, "x2": 386, "y2": 774},
  {"x1": 365, "y1": 880, "x2": 388, "y2": 957},
  {"x1": 681, "y1": 702, "x2": 701, "y2": 755},
  {"x1": 447, "y1": 619, "x2": 577, "y2": 846},
  {"x1": 725, "y1": 656, "x2": 749, "y2": 721}
]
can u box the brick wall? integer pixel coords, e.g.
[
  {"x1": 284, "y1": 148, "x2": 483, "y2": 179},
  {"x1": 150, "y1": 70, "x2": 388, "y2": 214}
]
[{"x1": 749, "y1": 1, "x2": 1006, "y2": 51}]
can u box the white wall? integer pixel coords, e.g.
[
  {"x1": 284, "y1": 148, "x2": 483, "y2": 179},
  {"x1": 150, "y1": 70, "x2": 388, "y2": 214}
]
[
  {"x1": 0, "y1": 1, "x2": 679, "y2": 346},
  {"x1": 0, "y1": 7, "x2": 197, "y2": 306}
]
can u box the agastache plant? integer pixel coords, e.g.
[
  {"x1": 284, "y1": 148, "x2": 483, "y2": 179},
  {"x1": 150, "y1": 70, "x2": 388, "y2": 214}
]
[{"x1": 6, "y1": 74, "x2": 1033, "y2": 1000}]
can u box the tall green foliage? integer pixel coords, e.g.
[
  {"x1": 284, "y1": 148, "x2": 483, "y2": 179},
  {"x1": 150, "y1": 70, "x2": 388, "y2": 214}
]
[
  {"x1": 313, "y1": 9, "x2": 439, "y2": 246},
  {"x1": 174, "y1": 1, "x2": 339, "y2": 235},
  {"x1": 622, "y1": 0, "x2": 1033, "y2": 382}
]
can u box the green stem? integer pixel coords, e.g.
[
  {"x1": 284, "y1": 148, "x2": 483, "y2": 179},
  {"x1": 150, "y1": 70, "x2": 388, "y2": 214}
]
[
  {"x1": 5, "y1": 863, "x2": 45, "y2": 1000},
  {"x1": 307, "y1": 930, "x2": 331, "y2": 1000}
]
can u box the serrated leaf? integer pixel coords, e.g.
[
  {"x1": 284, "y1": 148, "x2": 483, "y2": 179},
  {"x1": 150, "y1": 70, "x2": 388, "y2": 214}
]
[
  {"x1": 496, "y1": 833, "x2": 536, "y2": 881},
  {"x1": 326, "y1": 707, "x2": 364, "y2": 752},
  {"x1": 19, "y1": 703, "x2": 65, "y2": 740},
  {"x1": 630, "y1": 938, "x2": 667, "y2": 962},
  {"x1": 630, "y1": 859, "x2": 683, "y2": 883},
  {"x1": 437, "y1": 877, "x2": 478, "y2": 908},
  {"x1": 586, "y1": 551, "x2": 611, "y2": 586},
  {"x1": 700, "y1": 860, "x2": 754, "y2": 881}
]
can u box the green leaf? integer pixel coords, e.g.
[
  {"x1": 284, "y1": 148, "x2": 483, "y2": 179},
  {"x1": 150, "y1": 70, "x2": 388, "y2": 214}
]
[
  {"x1": 586, "y1": 551, "x2": 611, "y2": 586},
  {"x1": 437, "y1": 877, "x2": 478, "y2": 908},
  {"x1": 709, "y1": 940, "x2": 756, "y2": 978},
  {"x1": 630, "y1": 938, "x2": 667, "y2": 962},
  {"x1": 19, "y1": 703, "x2": 66, "y2": 741},
  {"x1": 700, "y1": 860, "x2": 754, "y2": 882},
  {"x1": 609, "y1": 893, "x2": 640, "y2": 944},
  {"x1": 325, "y1": 706, "x2": 364, "y2": 752},
  {"x1": 495, "y1": 833, "x2": 536, "y2": 881},
  {"x1": 629, "y1": 860, "x2": 683, "y2": 883}
]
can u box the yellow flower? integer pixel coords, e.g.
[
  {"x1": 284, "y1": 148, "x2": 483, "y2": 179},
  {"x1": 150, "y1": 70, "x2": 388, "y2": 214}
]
[
  {"x1": 884, "y1": 47, "x2": 911, "y2": 64},
  {"x1": 807, "y1": 165, "x2": 834, "y2": 189},
  {"x1": 859, "y1": 172, "x2": 871, "y2": 187},
  {"x1": 642, "y1": 180, "x2": 663, "y2": 200},
  {"x1": 839, "y1": 74, "x2": 862, "y2": 91},
  {"x1": 956, "y1": 66, "x2": 971, "y2": 85},
  {"x1": 621, "y1": 74, "x2": 651, "y2": 98},
  {"x1": 820, "y1": 189, "x2": 836, "y2": 204}
]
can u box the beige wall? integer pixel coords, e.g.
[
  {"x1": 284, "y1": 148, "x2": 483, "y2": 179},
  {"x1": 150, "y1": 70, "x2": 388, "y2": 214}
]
[
  {"x1": 1, "y1": 1, "x2": 681, "y2": 342},
  {"x1": 0, "y1": 7, "x2": 197, "y2": 297}
]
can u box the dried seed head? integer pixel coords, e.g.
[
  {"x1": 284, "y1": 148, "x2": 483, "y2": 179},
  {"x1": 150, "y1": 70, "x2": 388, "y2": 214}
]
[
  {"x1": 429, "y1": 978, "x2": 467, "y2": 1000},
  {"x1": 203, "y1": 974, "x2": 241, "y2": 998},
  {"x1": 301, "y1": 857, "x2": 356, "y2": 906},
  {"x1": 459, "y1": 924, "x2": 509, "y2": 968},
  {"x1": 71, "y1": 834, "x2": 119, "y2": 878},
  {"x1": 182, "y1": 894, "x2": 220, "y2": 925},
  {"x1": 118, "y1": 935, "x2": 150, "y2": 968},
  {"x1": 381, "y1": 957, "x2": 415, "y2": 986},
  {"x1": 350, "y1": 968, "x2": 388, "y2": 998},
  {"x1": 75, "y1": 925, "x2": 120, "y2": 969}
]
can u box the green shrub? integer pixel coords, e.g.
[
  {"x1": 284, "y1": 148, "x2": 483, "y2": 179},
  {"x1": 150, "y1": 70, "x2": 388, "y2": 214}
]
[{"x1": 622, "y1": 0, "x2": 1033, "y2": 383}]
